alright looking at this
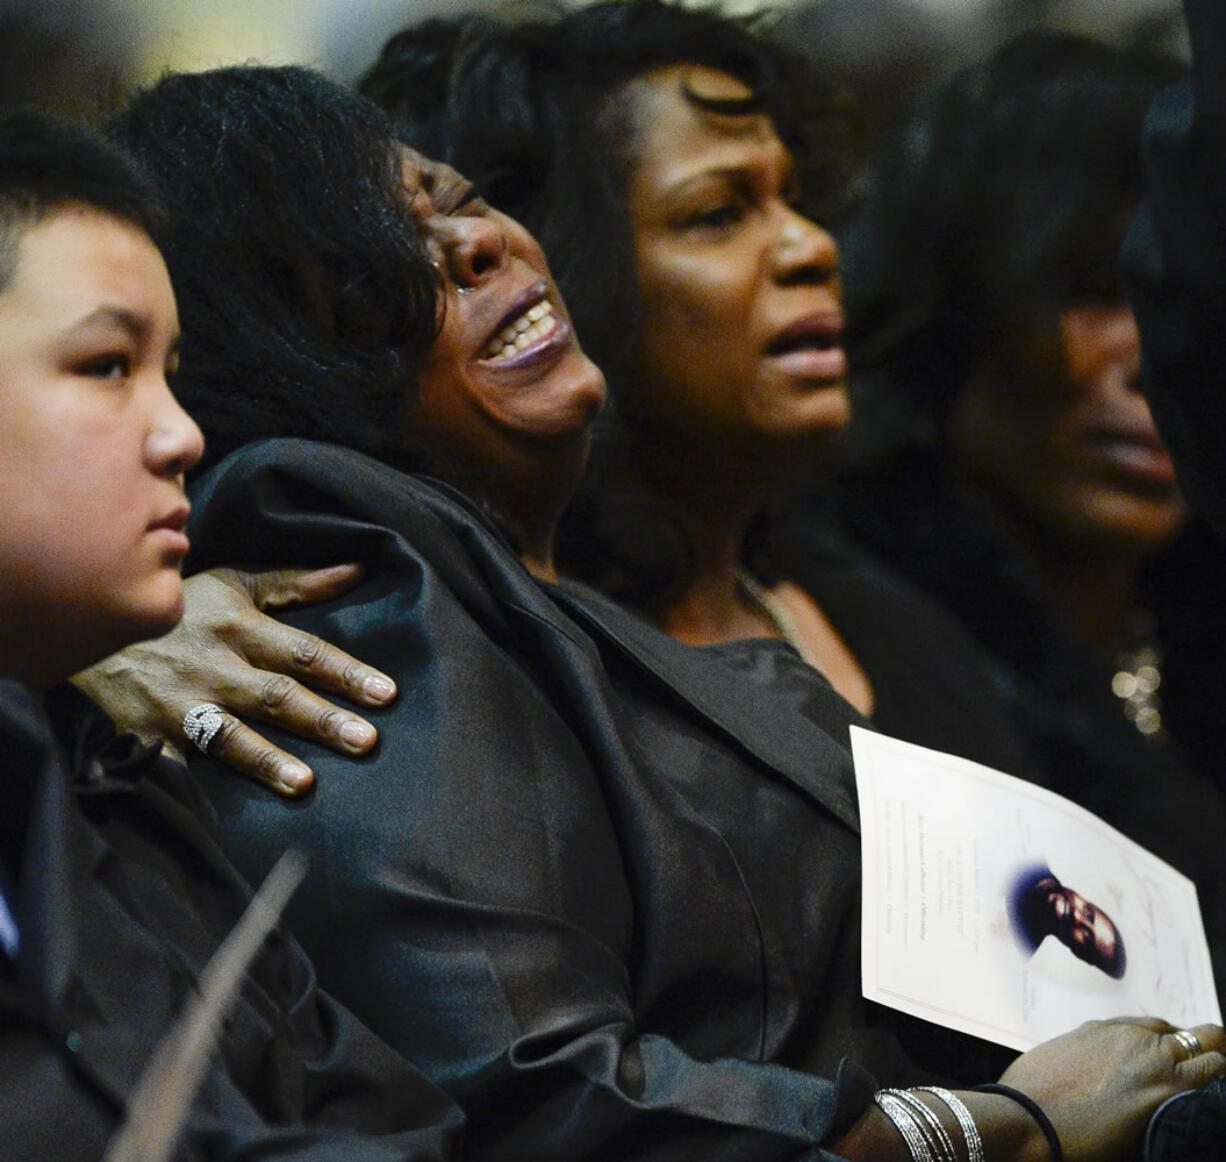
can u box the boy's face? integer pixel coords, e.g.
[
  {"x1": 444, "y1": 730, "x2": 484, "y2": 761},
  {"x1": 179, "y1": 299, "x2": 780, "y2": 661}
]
[{"x1": 0, "y1": 204, "x2": 203, "y2": 687}]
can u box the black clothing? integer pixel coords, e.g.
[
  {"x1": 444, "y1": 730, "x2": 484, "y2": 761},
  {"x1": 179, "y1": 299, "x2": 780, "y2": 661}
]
[
  {"x1": 185, "y1": 438, "x2": 1011, "y2": 1162},
  {"x1": 812, "y1": 454, "x2": 1193, "y2": 784},
  {"x1": 1118, "y1": 6, "x2": 1226, "y2": 781},
  {"x1": 808, "y1": 451, "x2": 1226, "y2": 1003},
  {"x1": 751, "y1": 527, "x2": 1038, "y2": 779},
  {"x1": 0, "y1": 677, "x2": 463, "y2": 1162},
  {"x1": 1146, "y1": 1078, "x2": 1226, "y2": 1162},
  {"x1": 1124, "y1": 2, "x2": 1226, "y2": 1152},
  {"x1": 1123, "y1": 0, "x2": 1226, "y2": 537}
]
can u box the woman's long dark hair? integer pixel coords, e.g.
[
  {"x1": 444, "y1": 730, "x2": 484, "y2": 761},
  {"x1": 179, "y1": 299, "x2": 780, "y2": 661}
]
[
  {"x1": 111, "y1": 66, "x2": 440, "y2": 475},
  {"x1": 360, "y1": 0, "x2": 859, "y2": 613},
  {"x1": 843, "y1": 31, "x2": 1185, "y2": 458}
]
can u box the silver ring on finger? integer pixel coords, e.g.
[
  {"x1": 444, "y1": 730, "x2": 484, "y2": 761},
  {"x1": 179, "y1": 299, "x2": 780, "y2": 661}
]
[
  {"x1": 1171, "y1": 1028, "x2": 1203, "y2": 1060},
  {"x1": 182, "y1": 702, "x2": 227, "y2": 755}
]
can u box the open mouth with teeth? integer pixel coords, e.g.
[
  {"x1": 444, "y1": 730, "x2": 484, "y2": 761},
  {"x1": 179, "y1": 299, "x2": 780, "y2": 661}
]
[{"x1": 483, "y1": 300, "x2": 558, "y2": 361}]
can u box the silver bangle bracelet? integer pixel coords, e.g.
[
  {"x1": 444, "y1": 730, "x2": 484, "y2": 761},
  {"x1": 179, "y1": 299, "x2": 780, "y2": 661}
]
[
  {"x1": 874, "y1": 1089, "x2": 942, "y2": 1162},
  {"x1": 881, "y1": 1088, "x2": 960, "y2": 1162},
  {"x1": 917, "y1": 1086, "x2": 986, "y2": 1162}
]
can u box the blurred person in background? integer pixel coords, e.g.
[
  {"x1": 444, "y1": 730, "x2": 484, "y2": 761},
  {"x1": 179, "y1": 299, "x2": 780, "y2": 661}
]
[
  {"x1": 1124, "y1": 0, "x2": 1226, "y2": 1156},
  {"x1": 791, "y1": 31, "x2": 1226, "y2": 828},
  {"x1": 0, "y1": 0, "x2": 139, "y2": 117},
  {"x1": 1124, "y1": 0, "x2": 1226, "y2": 537}
]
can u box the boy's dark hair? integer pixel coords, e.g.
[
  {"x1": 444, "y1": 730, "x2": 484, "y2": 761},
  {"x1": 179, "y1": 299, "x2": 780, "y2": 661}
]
[
  {"x1": 111, "y1": 66, "x2": 440, "y2": 475},
  {"x1": 0, "y1": 108, "x2": 163, "y2": 292}
]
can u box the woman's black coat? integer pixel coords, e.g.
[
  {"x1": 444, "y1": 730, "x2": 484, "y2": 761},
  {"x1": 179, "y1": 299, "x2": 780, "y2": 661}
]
[
  {"x1": 0, "y1": 679, "x2": 464, "y2": 1161},
  {"x1": 186, "y1": 438, "x2": 1010, "y2": 1162}
]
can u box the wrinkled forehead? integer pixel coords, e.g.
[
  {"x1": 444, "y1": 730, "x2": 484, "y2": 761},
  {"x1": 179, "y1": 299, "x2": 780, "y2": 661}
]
[
  {"x1": 624, "y1": 62, "x2": 777, "y2": 146},
  {"x1": 399, "y1": 146, "x2": 447, "y2": 190},
  {"x1": 398, "y1": 146, "x2": 470, "y2": 218}
]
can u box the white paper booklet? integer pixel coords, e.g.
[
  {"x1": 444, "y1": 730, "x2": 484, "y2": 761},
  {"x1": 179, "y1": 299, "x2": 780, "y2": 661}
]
[{"x1": 851, "y1": 725, "x2": 1220, "y2": 1051}]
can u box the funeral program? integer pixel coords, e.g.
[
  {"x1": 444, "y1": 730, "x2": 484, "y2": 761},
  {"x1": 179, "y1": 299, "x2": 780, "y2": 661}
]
[{"x1": 852, "y1": 726, "x2": 1220, "y2": 1051}]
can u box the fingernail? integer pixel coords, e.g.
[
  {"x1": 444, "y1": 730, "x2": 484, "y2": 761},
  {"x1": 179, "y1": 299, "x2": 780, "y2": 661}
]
[
  {"x1": 362, "y1": 675, "x2": 395, "y2": 703},
  {"x1": 278, "y1": 762, "x2": 312, "y2": 791},
  {"x1": 340, "y1": 719, "x2": 376, "y2": 749}
]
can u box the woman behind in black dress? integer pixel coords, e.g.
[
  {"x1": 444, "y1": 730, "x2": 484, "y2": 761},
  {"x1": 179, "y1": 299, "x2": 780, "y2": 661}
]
[
  {"x1": 815, "y1": 31, "x2": 1226, "y2": 841},
  {"x1": 93, "y1": 60, "x2": 1223, "y2": 1162}
]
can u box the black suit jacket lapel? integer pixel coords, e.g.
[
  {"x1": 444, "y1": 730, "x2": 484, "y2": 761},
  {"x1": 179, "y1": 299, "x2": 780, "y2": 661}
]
[{"x1": 550, "y1": 583, "x2": 864, "y2": 835}]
